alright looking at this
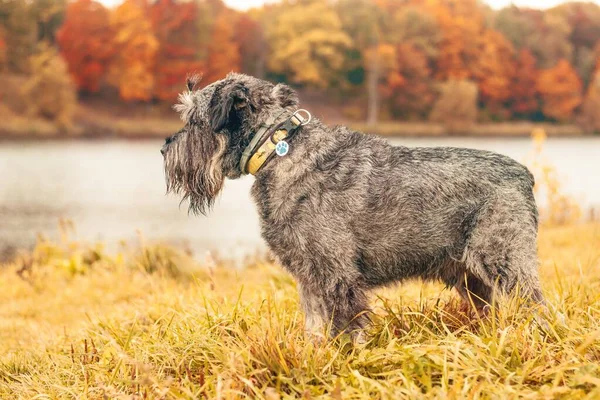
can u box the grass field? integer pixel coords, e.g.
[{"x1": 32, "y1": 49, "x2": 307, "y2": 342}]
[{"x1": 1, "y1": 222, "x2": 599, "y2": 399}]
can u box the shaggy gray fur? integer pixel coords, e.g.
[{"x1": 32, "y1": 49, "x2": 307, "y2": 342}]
[{"x1": 162, "y1": 73, "x2": 545, "y2": 339}]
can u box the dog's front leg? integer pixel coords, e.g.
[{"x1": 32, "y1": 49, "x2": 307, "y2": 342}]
[
  {"x1": 299, "y1": 283, "x2": 327, "y2": 341},
  {"x1": 299, "y1": 279, "x2": 370, "y2": 343}
]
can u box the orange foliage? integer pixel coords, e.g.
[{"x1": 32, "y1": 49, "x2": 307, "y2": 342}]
[
  {"x1": 537, "y1": 59, "x2": 583, "y2": 121},
  {"x1": 56, "y1": 0, "x2": 114, "y2": 93},
  {"x1": 204, "y1": 12, "x2": 240, "y2": 84},
  {"x1": 110, "y1": 0, "x2": 158, "y2": 101},
  {"x1": 474, "y1": 30, "x2": 515, "y2": 114},
  {"x1": 384, "y1": 43, "x2": 435, "y2": 119},
  {"x1": 0, "y1": 31, "x2": 6, "y2": 69},
  {"x1": 511, "y1": 49, "x2": 539, "y2": 117},
  {"x1": 150, "y1": 0, "x2": 204, "y2": 101},
  {"x1": 580, "y1": 68, "x2": 600, "y2": 133},
  {"x1": 235, "y1": 14, "x2": 265, "y2": 77},
  {"x1": 427, "y1": 0, "x2": 483, "y2": 80}
]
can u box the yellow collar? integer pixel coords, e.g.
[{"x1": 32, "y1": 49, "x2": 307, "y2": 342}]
[{"x1": 240, "y1": 110, "x2": 311, "y2": 176}]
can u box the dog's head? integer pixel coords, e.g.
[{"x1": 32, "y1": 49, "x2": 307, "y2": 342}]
[{"x1": 161, "y1": 73, "x2": 299, "y2": 215}]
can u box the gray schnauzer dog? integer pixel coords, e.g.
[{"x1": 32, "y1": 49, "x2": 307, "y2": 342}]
[{"x1": 162, "y1": 73, "x2": 545, "y2": 340}]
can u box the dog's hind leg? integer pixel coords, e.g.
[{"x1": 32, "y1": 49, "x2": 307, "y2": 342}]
[
  {"x1": 455, "y1": 273, "x2": 494, "y2": 316},
  {"x1": 439, "y1": 261, "x2": 493, "y2": 315},
  {"x1": 461, "y1": 193, "x2": 545, "y2": 306}
]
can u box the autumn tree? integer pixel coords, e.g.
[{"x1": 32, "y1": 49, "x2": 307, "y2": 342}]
[
  {"x1": 235, "y1": 14, "x2": 266, "y2": 78},
  {"x1": 22, "y1": 44, "x2": 76, "y2": 128},
  {"x1": 110, "y1": 0, "x2": 158, "y2": 101},
  {"x1": 426, "y1": 0, "x2": 484, "y2": 80},
  {"x1": 580, "y1": 68, "x2": 600, "y2": 133},
  {"x1": 150, "y1": 0, "x2": 203, "y2": 100},
  {"x1": 203, "y1": 11, "x2": 240, "y2": 84},
  {"x1": 495, "y1": 7, "x2": 572, "y2": 69},
  {"x1": 430, "y1": 79, "x2": 478, "y2": 133},
  {"x1": 0, "y1": 29, "x2": 6, "y2": 71},
  {"x1": 266, "y1": 0, "x2": 351, "y2": 88},
  {"x1": 29, "y1": 0, "x2": 66, "y2": 44},
  {"x1": 392, "y1": 5, "x2": 441, "y2": 64},
  {"x1": 56, "y1": 0, "x2": 114, "y2": 93},
  {"x1": 511, "y1": 49, "x2": 539, "y2": 118},
  {"x1": 338, "y1": 0, "x2": 390, "y2": 124},
  {"x1": 195, "y1": 0, "x2": 225, "y2": 61},
  {"x1": 384, "y1": 43, "x2": 435, "y2": 120},
  {"x1": 537, "y1": 59, "x2": 583, "y2": 122},
  {"x1": 0, "y1": 0, "x2": 37, "y2": 72},
  {"x1": 494, "y1": 6, "x2": 538, "y2": 52},
  {"x1": 474, "y1": 29, "x2": 515, "y2": 118},
  {"x1": 552, "y1": 2, "x2": 600, "y2": 86}
]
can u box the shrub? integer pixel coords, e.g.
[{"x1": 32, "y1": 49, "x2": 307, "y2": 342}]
[
  {"x1": 527, "y1": 128, "x2": 581, "y2": 225},
  {"x1": 21, "y1": 43, "x2": 77, "y2": 129},
  {"x1": 429, "y1": 79, "x2": 478, "y2": 133}
]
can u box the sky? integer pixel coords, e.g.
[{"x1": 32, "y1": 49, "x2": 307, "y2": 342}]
[{"x1": 98, "y1": 0, "x2": 600, "y2": 11}]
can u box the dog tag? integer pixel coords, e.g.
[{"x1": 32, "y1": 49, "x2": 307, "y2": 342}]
[{"x1": 275, "y1": 140, "x2": 289, "y2": 156}]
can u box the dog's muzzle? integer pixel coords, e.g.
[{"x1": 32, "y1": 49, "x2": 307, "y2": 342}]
[{"x1": 161, "y1": 135, "x2": 176, "y2": 156}]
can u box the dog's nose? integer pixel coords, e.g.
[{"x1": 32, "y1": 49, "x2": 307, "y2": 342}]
[{"x1": 162, "y1": 135, "x2": 175, "y2": 156}]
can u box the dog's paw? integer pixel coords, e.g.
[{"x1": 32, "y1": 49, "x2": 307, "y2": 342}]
[
  {"x1": 351, "y1": 330, "x2": 369, "y2": 346},
  {"x1": 304, "y1": 329, "x2": 327, "y2": 346}
]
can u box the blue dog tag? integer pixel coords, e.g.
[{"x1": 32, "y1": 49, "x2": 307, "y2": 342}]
[{"x1": 276, "y1": 140, "x2": 289, "y2": 156}]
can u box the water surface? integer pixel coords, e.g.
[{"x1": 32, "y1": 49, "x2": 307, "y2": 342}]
[{"x1": 1, "y1": 136, "x2": 598, "y2": 259}]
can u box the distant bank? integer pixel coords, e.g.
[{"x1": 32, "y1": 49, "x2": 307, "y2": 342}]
[{"x1": 0, "y1": 117, "x2": 590, "y2": 140}]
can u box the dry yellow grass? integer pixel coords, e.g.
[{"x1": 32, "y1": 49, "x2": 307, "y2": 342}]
[{"x1": 0, "y1": 222, "x2": 599, "y2": 399}]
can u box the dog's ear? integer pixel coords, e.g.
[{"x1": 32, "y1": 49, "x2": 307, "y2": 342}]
[
  {"x1": 209, "y1": 82, "x2": 250, "y2": 132},
  {"x1": 272, "y1": 83, "x2": 299, "y2": 108}
]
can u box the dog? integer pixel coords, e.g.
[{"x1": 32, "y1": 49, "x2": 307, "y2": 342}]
[{"x1": 162, "y1": 73, "x2": 545, "y2": 341}]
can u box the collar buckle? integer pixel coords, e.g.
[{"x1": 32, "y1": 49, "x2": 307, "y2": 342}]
[{"x1": 240, "y1": 109, "x2": 311, "y2": 175}]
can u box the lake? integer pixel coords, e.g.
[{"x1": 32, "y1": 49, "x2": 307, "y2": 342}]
[{"x1": 1, "y1": 136, "x2": 599, "y2": 260}]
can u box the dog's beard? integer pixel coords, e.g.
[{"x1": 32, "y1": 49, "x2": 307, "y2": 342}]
[{"x1": 164, "y1": 128, "x2": 227, "y2": 215}]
